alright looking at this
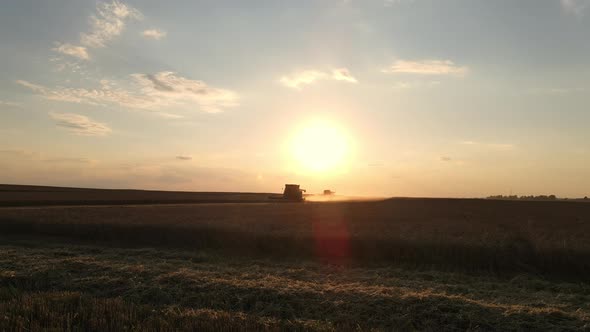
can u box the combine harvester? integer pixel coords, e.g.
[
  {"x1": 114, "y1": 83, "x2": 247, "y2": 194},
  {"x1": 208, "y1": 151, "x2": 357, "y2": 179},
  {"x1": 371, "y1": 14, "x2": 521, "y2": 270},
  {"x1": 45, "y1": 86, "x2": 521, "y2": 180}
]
[{"x1": 269, "y1": 184, "x2": 306, "y2": 202}]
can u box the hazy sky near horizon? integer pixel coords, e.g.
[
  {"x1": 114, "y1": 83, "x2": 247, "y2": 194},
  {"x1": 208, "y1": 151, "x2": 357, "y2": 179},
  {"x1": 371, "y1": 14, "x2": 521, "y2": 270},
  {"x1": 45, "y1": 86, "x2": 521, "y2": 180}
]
[{"x1": 1, "y1": 0, "x2": 590, "y2": 197}]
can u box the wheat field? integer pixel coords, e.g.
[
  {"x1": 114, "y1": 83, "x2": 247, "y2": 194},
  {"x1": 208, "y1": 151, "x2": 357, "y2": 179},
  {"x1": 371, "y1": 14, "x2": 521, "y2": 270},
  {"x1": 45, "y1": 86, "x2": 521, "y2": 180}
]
[{"x1": 1, "y1": 197, "x2": 590, "y2": 330}]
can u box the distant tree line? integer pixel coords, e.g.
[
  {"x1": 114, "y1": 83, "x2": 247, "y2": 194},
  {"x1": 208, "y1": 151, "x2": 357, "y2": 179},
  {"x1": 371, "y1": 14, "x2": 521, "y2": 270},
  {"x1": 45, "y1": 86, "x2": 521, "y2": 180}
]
[
  {"x1": 487, "y1": 195, "x2": 558, "y2": 201},
  {"x1": 488, "y1": 195, "x2": 590, "y2": 201}
]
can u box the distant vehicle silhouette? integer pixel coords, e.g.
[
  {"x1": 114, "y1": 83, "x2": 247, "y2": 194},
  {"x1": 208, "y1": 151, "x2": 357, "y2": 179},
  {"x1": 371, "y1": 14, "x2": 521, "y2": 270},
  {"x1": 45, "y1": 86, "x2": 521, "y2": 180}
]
[
  {"x1": 269, "y1": 184, "x2": 306, "y2": 202},
  {"x1": 283, "y1": 184, "x2": 306, "y2": 201}
]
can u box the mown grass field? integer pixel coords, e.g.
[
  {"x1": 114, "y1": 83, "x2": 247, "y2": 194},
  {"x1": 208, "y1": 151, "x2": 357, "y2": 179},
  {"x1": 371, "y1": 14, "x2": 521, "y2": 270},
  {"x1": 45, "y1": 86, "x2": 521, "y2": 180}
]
[{"x1": 1, "y1": 189, "x2": 590, "y2": 330}]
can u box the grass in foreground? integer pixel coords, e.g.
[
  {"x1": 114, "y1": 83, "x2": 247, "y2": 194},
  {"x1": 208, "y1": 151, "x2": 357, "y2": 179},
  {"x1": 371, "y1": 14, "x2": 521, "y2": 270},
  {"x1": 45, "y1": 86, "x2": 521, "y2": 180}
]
[{"x1": 1, "y1": 238, "x2": 589, "y2": 331}]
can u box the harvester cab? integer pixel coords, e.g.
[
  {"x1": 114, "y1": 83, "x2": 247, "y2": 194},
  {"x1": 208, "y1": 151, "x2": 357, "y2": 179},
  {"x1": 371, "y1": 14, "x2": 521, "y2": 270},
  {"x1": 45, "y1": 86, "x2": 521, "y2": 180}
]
[
  {"x1": 268, "y1": 184, "x2": 306, "y2": 201},
  {"x1": 283, "y1": 184, "x2": 306, "y2": 201}
]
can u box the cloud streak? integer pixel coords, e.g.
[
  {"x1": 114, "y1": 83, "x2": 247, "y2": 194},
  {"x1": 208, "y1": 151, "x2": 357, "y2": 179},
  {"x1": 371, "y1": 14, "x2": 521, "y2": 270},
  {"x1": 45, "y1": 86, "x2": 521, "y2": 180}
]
[
  {"x1": 383, "y1": 60, "x2": 468, "y2": 76},
  {"x1": 460, "y1": 141, "x2": 516, "y2": 151},
  {"x1": 0, "y1": 100, "x2": 23, "y2": 109},
  {"x1": 561, "y1": 0, "x2": 590, "y2": 16},
  {"x1": 280, "y1": 68, "x2": 358, "y2": 89},
  {"x1": 528, "y1": 87, "x2": 587, "y2": 96},
  {"x1": 142, "y1": 29, "x2": 166, "y2": 40},
  {"x1": 49, "y1": 112, "x2": 112, "y2": 136},
  {"x1": 80, "y1": 0, "x2": 142, "y2": 48},
  {"x1": 331, "y1": 68, "x2": 358, "y2": 83},
  {"x1": 384, "y1": 0, "x2": 415, "y2": 7},
  {"x1": 52, "y1": 1, "x2": 141, "y2": 60},
  {"x1": 52, "y1": 43, "x2": 90, "y2": 60},
  {"x1": 391, "y1": 81, "x2": 441, "y2": 90},
  {"x1": 132, "y1": 71, "x2": 238, "y2": 113},
  {"x1": 17, "y1": 71, "x2": 238, "y2": 114}
]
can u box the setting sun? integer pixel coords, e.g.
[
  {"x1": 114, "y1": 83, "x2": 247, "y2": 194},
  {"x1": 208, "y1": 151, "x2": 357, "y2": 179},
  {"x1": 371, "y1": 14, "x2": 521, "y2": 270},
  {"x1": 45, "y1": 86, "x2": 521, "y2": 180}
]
[{"x1": 290, "y1": 120, "x2": 350, "y2": 173}]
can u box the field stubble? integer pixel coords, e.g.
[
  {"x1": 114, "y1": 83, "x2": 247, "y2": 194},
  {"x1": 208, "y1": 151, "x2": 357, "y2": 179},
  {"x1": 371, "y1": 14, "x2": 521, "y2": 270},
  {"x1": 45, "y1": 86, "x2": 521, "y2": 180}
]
[{"x1": 1, "y1": 240, "x2": 589, "y2": 330}]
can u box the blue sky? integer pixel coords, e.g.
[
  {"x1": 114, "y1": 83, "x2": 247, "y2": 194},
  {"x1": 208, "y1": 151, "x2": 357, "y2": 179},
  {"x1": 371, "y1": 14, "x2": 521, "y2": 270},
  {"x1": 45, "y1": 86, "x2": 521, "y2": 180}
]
[{"x1": 1, "y1": 0, "x2": 589, "y2": 197}]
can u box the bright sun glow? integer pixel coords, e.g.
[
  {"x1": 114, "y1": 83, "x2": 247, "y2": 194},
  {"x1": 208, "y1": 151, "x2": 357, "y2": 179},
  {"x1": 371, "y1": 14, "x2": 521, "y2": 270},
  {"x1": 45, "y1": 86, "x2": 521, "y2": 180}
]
[{"x1": 291, "y1": 121, "x2": 350, "y2": 173}]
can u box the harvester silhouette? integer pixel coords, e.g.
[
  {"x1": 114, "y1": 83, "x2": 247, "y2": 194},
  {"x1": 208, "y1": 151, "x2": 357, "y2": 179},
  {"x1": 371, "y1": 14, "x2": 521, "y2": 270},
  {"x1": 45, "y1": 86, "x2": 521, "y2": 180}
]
[{"x1": 269, "y1": 184, "x2": 306, "y2": 202}]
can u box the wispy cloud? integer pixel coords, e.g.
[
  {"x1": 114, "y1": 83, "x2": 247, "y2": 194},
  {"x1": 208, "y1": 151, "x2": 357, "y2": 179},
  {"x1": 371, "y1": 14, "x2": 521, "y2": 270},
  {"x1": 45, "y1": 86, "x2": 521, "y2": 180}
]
[
  {"x1": 155, "y1": 112, "x2": 184, "y2": 119},
  {"x1": 52, "y1": 43, "x2": 90, "y2": 60},
  {"x1": 176, "y1": 155, "x2": 192, "y2": 161},
  {"x1": 42, "y1": 157, "x2": 96, "y2": 164},
  {"x1": 142, "y1": 29, "x2": 166, "y2": 40},
  {"x1": 0, "y1": 100, "x2": 23, "y2": 109},
  {"x1": 392, "y1": 82, "x2": 414, "y2": 90},
  {"x1": 132, "y1": 71, "x2": 238, "y2": 113},
  {"x1": 460, "y1": 141, "x2": 515, "y2": 151},
  {"x1": 561, "y1": 0, "x2": 590, "y2": 16},
  {"x1": 391, "y1": 81, "x2": 441, "y2": 90},
  {"x1": 280, "y1": 70, "x2": 325, "y2": 88},
  {"x1": 17, "y1": 71, "x2": 238, "y2": 114},
  {"x1": 80, "y1": 0, "x2": 142, "y2": 48},
  {"x1": 17, "y1": 78, "x2": 98, "y2": 104},
  {"x1": 383, "y1": 60, "x2": 468, "y2": 76},
  {"x1": 53, "y1": 1, "x2": 141, "y2": 60},
  {"x1": 384, "y1": 0, "x2": 415, "y2": 7},
  {"x1": 49, "y1": 57, "x2": 89, "y2": 75},
  {"x1": 439, "y1": 156, "x2": 465, "y2": 165},
  {"x1": 331, "y1": 68, "x2": 358, "y2": 83},
  {"x1": 280, "y1": 68, "x2": 358, "y2": 89},
  {"x1": 49, "y1": 112, "x2": 112, "y2": 136},
  {"x1": 487, "y1": 143, "x2": 516, "y2": 151},
  {"x1": 0, "y1": 149, "x2": 38, "y2": 159},
  {"x1": 17, "y1": 80, "x2": 92, "y2": 104},
  {"x1": 528, "y1": 87, "x2": 586, "y2": 96}
]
